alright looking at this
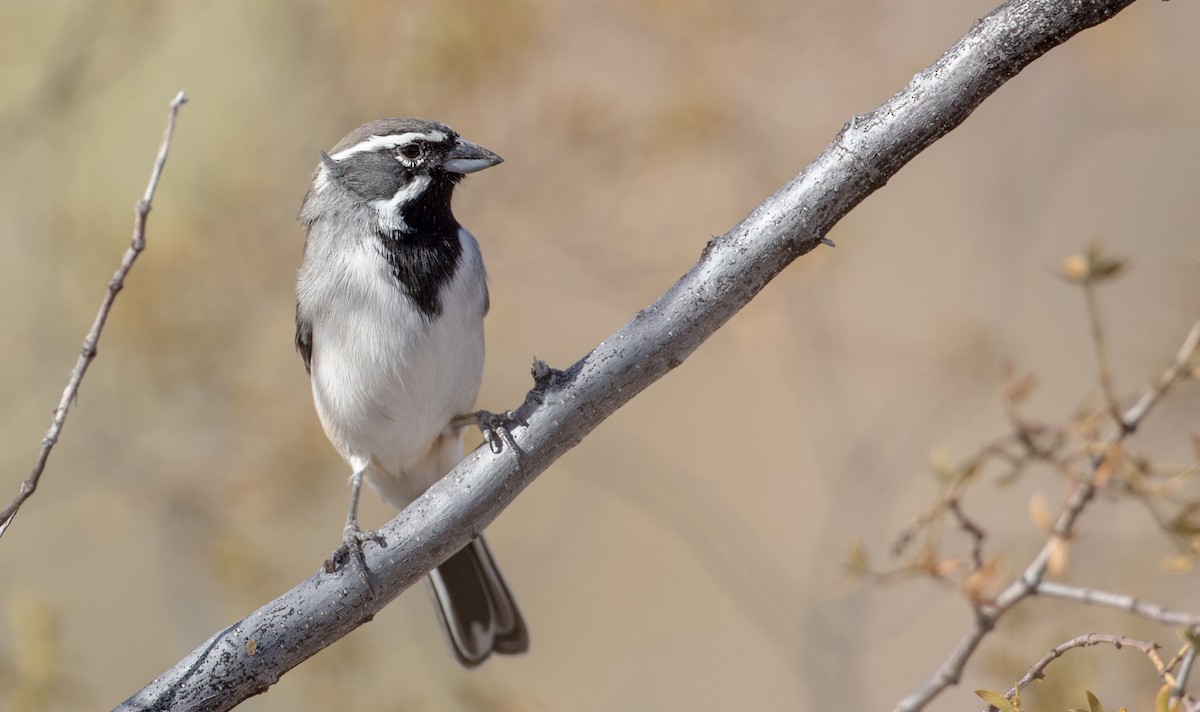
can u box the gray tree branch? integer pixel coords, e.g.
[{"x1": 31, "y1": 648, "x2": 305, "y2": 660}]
[{"x1": 115, "y1": 0, "x2": 1139, "y2": 709}]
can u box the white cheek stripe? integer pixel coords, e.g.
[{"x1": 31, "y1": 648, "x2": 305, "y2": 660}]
[
  {"x1": 369, "y1": 174, "x2": 431, "y2": 233},
  {"x1": 330, "y1": 130, "x2": 448, "y2": 161}
]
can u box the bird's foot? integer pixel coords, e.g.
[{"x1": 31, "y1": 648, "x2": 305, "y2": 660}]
[
  {"x1": 324, "y1": 524, "x2": 386, "y2": 595},
  {"x1": 461, "y1": 408, "x2": 523, "y2": 454}
]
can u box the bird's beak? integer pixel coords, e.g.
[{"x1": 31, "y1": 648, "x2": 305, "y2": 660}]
[{"x1": 443, "y1": 138, "x2": 503, "y2": 175}]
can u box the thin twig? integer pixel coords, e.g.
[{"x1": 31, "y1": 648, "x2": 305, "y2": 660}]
[
  {"x1": 949, "y1": 498, "x2": 987, "y2": 571},
  {"x1": 1175, "y1": 645, "x2": 1197, "y2": 704},
  {"x1": 889, "y1": 420, "x2": 1071, "y2": 561},
  {"x1": 1083, "y1": 276, "x2": 1124, "y2": 427},
  {"x1": 1122, "y1": 319, "x2": 1200, "y2": 430},
  {"x1": 1001, "y1": 633, "x2": 1168, "y2": 704},
  {"x1": 1033, "y1": 581, "x2": 1200, "y2": 628},
  {"x1": 894, "y1": 319, "x2": 1200, "y2": 712},
  {"x1": 0, "y1": 91, "x2": 188, "y2": 540}
]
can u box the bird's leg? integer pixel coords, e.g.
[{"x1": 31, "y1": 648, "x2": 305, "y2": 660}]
[
  {"x1": 452, "y1": 409, "x2": 522, "y2": 454},
  {"x1": 324, "y1": 464, "x2": 386, "y2": 593}
]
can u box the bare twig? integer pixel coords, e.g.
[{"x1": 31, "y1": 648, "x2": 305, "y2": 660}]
[
  {"x1": 1083, "y1": 275, "x2": 1124, "y2": 427},
  {"x1": 895, "y1": 481, "x2": 1100, "y2": 712},
  {"x1": 1121, "y1": 320, "x2": 1200, "y2": 430},
  {"x1": 1005, "y1": 634, "x2": 1168, "y2": 701},
  {"x1": 0, "y1": 91, "x2": 188, "y2": 540},
  {"x1": 894, "y1": 318, "x2": 1200, "y2": 712},
  {"x1": 1033, "y1": 580, "x2": 1200, "y2": 628},
  {"x1": 1175, "y1": 645, "x2": 1198, "y2": 704},
  {"x1": 950, "y1": 497, "x2": 987, "y2": 572},
  {"x1": 889, "y1": 417, "x2": 1076, "y2": 565}
]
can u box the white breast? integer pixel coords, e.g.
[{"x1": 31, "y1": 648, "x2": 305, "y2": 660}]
[{"x1": 307, "y1": 227, "x2": 487, "y2": 506}]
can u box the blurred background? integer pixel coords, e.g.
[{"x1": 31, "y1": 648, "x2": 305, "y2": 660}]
[{"x1": 0, "y1": 0, "x2": 1198, "y2": 710}]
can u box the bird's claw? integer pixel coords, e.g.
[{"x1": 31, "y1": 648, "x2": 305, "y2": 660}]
[
  {"x1": 324, "y1": 524, "x2": 385, "y2": 585},
  {"x1": 473, "y1": 408, "x2": 521, "y2": 454}
]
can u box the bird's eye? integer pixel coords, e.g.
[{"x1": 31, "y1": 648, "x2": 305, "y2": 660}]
[{"x1": 398, "y1": 143, "x2": 422, "y2": 160}]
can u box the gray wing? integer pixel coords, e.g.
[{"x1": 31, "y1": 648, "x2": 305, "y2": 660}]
[{"x1": 295, "y1": 307, "x2": 313, "y2": 374}]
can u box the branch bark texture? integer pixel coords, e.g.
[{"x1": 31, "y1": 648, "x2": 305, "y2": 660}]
[{"x1": 117, "y1": 0, "x2": 1138, "y2": 709}]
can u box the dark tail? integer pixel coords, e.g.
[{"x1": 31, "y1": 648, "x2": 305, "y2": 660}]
[{"x1": 427, "y1": 535, "x2": 529, "y2": 667}]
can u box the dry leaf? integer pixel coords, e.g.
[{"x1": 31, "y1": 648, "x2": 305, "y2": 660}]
[
  {"x1": 1004, "y1": 371, "x2": 1038, "y2": 404},
  {"x1": 1093, "y1": 443, "x2": 1122, "y2": 487},
  {"x1": 1161, "y1": 554, "x2": 1194, "y2": 574},
  {"x1": 931, "y1": 556, "x2": 964, "y2": 580},
  {"x1": 1029, "y1": 492, "x2": 1053, "y2": 535},
  {"x1": 844, "y1": 537, "x2": 869, "y2": 582},
  {"x1": 929, "y1": 446, "x2": 956, "y2": 482},
  {"x1": 1047, "y1": 536, "x2": 1070, "y2": 578},
  {"x1": 1059, "y1": 245, "x2": 1127, "y2": 285},
  {"x1": 1062, "y1": 253, "x2": 1090, "y2": 282},
  {"x1": 963, "y1": 555, "x2": 1006, "y2": 604}
]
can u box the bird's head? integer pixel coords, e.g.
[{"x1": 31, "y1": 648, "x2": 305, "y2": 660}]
[{"x1": 306, "y1": 118, "x2": 502, "y2": 233}]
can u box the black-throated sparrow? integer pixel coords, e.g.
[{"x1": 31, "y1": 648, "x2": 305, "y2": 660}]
[{"x1": 295, "y1": 118, "x2": 528, "y2": 667}]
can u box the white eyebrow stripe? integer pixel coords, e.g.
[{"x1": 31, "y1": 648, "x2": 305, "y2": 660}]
[{"x1": 330, "y1": 130, "x2": 449, "y2": 161}]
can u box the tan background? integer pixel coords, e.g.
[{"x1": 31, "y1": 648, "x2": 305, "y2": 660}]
[{"x1": 1, "y1": 1, "x2": 1198, "y2": 710}]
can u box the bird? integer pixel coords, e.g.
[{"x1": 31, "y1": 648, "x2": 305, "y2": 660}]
[{"x1": 294, "y1": 117, "x2": 528, "y2": 667}]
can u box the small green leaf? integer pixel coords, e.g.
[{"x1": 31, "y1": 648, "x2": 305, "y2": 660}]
[
  {"x1": 975, "y1": 689, "x2": 1016, "y2": 712},
  {"x1": 1086, "y1": 689, "x2": 1104, "y2": 712}
]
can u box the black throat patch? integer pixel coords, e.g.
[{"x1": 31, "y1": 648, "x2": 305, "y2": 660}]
[{"x1": 376, "y1": 225, "x2": 462, "y2": 320}]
